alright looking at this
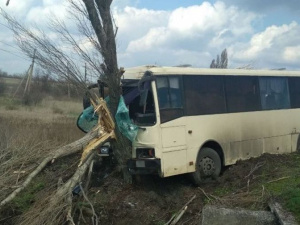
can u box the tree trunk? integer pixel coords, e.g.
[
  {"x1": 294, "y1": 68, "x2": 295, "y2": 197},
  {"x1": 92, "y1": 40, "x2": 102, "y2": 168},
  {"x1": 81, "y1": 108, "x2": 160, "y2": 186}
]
[{"x1": 82, "y1": 0, "x2": 133, "y2": 181}]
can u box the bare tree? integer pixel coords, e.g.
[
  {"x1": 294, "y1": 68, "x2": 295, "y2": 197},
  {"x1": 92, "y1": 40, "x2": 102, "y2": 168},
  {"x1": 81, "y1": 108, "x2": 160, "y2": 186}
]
[
  {"x1": 210, "y1": 48, "x2": 228, "y2": 69},
  {"x1": 80, "y1": 0, "x2": 132, "y2": 178},
  {"x1": 1, "y1": 0, "x2": 131, "y2": 173},
  {"x1": 0, "y1": 1, "x2": 132, "y2": 223}
]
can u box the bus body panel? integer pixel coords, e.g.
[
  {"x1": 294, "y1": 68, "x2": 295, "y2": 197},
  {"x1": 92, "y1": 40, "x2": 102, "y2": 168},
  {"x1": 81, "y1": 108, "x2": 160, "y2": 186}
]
[
  {"x1": 126, "y1": 66, "x2": 300, "y2": 178},
  {"x1": 160, "y1": 117, "x2": 188, "y2": 176},
  {"x1": 184, "y1": 109, "x2": 300, "y2": 168},
  {"x1": 156, "y1": 109, "x2": 300, "y2": 177}
]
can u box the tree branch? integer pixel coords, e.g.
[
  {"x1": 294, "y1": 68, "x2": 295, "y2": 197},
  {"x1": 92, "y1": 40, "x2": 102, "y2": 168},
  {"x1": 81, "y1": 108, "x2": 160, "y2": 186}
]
[{"x1": 0, "y1": 130, "x2": 98, "y2": 208}]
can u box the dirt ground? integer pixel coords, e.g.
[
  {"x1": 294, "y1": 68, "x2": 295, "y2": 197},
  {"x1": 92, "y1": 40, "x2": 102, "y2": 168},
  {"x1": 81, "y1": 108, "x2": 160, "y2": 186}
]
[
  {"x1": 1, "y1": 151, "x2": 300, "y2": 225},
  {"x1": 74, "y1": 152, "x2": 300, "y2": 225}
]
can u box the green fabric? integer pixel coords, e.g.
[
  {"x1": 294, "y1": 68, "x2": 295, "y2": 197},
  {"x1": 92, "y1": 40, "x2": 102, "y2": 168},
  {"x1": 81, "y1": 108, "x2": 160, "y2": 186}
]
[
  {"x1": 77, "y1": 96, "x2": 138, "y2": 142},
  {"x1": 77, "y1": 106, "x2": 98, "y2": 133},
  {"x1": 115, "y1": 96, "x2": 138, "y2": 142}
]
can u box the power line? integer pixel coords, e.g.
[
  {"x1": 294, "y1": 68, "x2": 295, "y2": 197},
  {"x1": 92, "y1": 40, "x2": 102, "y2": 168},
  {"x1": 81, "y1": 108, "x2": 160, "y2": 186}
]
[
  {"x1": 0, "y1": 48, "x2": 30, "y2": 61},
  {"x1": 0, "y1": 40, "x2": 22, "y2": 51},
  {"x1": 0, "y1": 21, "x2": 10, "y2": 29}
]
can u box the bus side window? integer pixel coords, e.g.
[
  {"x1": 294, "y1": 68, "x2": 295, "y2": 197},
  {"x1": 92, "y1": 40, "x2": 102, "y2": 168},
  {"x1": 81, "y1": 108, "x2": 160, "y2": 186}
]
[
  {"x1": 169, "y1": 77, "x2": 182, "y2": 108},
  {"x1": 289, "y1": 77, "x2": 300, "y2": 108},
  {"x1": 156, "y1": 77, "x2": 171, "y2": 109},
  {"x1": 259, "y1": 77, "x2": 290, "y2": 110},
  {"x1": 184, "y1": 75, "x2": 226, "y2": 115},
  {"x1": 156, "y1": 76, "x2": 184, "y2": 123},
  {"x1": 156, "y1": 77, "x2": 183, "y2": 109},
  {"x1": 225, "y1": 76, "x2": 260, "y2": 113}
]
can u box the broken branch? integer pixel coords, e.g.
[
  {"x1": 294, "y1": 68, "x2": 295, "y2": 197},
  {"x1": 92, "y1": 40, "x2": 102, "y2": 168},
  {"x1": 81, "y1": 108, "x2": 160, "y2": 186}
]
[
  {"x1": 1, "y1": 97, "x2": 115, "y2": 208},
  {"x1": 245, "y1": 161, "x2": 265, "y2": 178},
  {"x1": 165, "y1": 195, "x2": 196, "y2": 225},
  {"x1": 198, "y1": 187, "x2": 211, "y2": 201},
  {"x1": 79, "y1": 183, "x2": 98, "y2": 225},
  {"x1": 19, "y1": 152, "x2": 97, "y2": 225},
  {"x1": 0, "y1": 130, "x2": 97, "y2": 208},
  {"x1": 266, "y1": 176, "x2": 290, "y2": 184},
  {"x1": 170, "y1": 206, "x2": 187, "y2": 225}
]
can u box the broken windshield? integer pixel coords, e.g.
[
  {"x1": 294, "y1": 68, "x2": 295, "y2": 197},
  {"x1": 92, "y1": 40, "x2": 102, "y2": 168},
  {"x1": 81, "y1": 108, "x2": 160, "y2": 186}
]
[{"x1": 122, "y1": 80, "x2": 156, "y2": 126}]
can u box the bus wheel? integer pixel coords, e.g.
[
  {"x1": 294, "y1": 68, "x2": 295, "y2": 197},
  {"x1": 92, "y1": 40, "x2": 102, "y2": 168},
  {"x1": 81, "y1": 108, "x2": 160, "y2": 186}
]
[{"x1": 191, "y1": 147, "x2": 221, "y2": 185}]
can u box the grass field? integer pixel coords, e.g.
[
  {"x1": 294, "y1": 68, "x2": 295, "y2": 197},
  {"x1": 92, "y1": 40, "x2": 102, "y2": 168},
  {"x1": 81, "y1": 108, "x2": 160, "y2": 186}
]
[
  {"x1": 0, "y1": 95, "x2": 82, "y2": 118},
  {"x1": 1, "y1": 77, "x2": 22, "y2": 96},
  {"x1": 3, "y1": 77, "x2": 21, "y2": 85},
  {"x1": 0, "y1": 95, "x2": 84, "y2": 220}
]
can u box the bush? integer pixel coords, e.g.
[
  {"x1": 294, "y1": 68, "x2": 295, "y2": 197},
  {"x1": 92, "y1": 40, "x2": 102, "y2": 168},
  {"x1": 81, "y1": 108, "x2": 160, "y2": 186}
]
[
  {"x1": 0, "y1": 77, "x2": 7, "y2": 95},
  {"x1": 22, "y1": 92, "x2": 44, "y2": 106},
  {"x1": 5, "y1": 103, "x2": 18, "y2": 111}
]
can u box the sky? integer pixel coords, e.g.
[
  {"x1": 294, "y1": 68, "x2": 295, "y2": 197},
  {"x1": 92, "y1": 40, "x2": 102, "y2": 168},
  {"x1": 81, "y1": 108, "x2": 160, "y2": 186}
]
[{"x1": 0, "y1": 0, "x2": 300, "y2": 74}]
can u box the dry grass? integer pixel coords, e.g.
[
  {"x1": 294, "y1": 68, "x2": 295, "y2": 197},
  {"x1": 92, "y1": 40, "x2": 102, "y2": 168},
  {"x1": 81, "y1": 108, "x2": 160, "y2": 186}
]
[
  {"x1": 0, "y1": 97, "x2": 84, "y2": 223},
  {"x1": 0, "y1": 116, "x2": 83, "y2": 194},
  {"x1": 0, "y1": 96, "x2": 82, "y2": 121},
  {"x1": 3, "y1": 77, "x2": 21, "y2": 85}
]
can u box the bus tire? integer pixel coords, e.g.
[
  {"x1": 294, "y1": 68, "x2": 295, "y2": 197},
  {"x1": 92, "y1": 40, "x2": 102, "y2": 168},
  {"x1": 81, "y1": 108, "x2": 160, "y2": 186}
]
[{"x1": 191, "y1": 147, "x2": 221, "y2": 186}]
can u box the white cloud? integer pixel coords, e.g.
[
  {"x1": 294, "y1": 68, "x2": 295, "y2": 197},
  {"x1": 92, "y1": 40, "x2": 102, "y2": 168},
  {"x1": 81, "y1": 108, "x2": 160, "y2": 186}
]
[
  {"x1": 243, "y1": 22, "x2": 297, "y2": 58},
  {"x1": 43, "y1": 0, "x2": 62, "y2": 6},
  {"x1": 167, "y1": 2, "x2": 255, "y2": 35},
  {"x1": 26, "y1": 2, "x2": 68, "y2": 25},
  {"x1": 283, "y1": 46, "x2": 300, "y2": 63},
  {"x1": 114, "y1": 6, "x2": 169, "y2": 51},
  {"x1": 120, "y1": 1, "x2": 258, "y2": 67},
  {"x1": 231, "y1": 22, "x2": 300, "y2": 69},
  {"x1": 1, "y1": 0, "x2": 300, "y2": 73},
  {"x1": 0, "y1": 0, "x2": 36, "y2": 16},
  {"x1": 127, "y1": 27, "x2": 168, "y2": 52}
]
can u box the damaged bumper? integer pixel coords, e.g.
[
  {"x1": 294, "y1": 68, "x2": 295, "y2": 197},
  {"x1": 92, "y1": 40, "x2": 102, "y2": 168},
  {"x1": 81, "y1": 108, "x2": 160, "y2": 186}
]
[{"x1": 127, "y1": 158, "x2": 161, "y2": 174}]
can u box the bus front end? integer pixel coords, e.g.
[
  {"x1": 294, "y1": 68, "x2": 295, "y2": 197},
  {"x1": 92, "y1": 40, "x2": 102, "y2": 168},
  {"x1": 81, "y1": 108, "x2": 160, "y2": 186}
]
[{"x1": 125, "y1": 73, "x2": 163, "y2": 176}]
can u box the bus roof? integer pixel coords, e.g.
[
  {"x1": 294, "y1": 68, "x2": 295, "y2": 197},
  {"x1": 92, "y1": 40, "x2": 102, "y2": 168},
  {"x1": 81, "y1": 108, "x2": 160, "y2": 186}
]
[{"x1": 123, "y1": 65, "x2": 300, "y2": 80}]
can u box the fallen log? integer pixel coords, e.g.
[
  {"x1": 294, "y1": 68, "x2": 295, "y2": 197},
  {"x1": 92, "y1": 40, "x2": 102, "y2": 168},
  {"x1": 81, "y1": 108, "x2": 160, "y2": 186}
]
[
  {"x1": 0, "y1": 130, "x2": 98, "y2": 208},
  {"x1": 19, "y1": 152, "x2": 97, "y2": 225},
  {"x1": 1, "y1": 96, "x2": 115, "y2": 209}
]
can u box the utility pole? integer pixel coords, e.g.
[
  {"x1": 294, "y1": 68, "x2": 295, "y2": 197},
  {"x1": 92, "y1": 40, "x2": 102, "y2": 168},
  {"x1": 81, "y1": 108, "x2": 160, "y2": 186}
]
[
  {"x1": 23, "y1": 49, "x2": 36, "y2": 96},
  {"x1": 84, "y1": 63, "x2": 87, "y2": 84},
  {"x1": 67, "y1": 63, "x2": 71, "y2": 98}
]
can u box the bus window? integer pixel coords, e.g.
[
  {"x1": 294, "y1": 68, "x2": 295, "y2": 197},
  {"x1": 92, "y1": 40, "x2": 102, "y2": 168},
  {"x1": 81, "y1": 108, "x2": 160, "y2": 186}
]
[
  {"x1": 156, "y1": 76, "x2": 184, "y2": 123},
  {"x1": 225, "y1": 76, "x2": 261, "y2": 113},
  {"x1": 156, "y1": 77, "x2": 171, "y2": 109},
  {"x1": 259, "y1": 77, "x2": 290, "y2": 110},
  {"x1": 289, "y1": 77, "x2": 300, "y2": 109},
  {"x1": 184, "y1": 75, "x2": 226, "y2": 115},
  {"x1": 169, "y1": 77, "x2": 182, "y2": 108}
]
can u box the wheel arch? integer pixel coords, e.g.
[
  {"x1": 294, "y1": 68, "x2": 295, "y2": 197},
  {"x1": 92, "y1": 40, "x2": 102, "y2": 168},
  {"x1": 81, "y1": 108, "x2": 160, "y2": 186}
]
[{"x1": 200, "y1": 140, "x2": 225, "y2": 167}]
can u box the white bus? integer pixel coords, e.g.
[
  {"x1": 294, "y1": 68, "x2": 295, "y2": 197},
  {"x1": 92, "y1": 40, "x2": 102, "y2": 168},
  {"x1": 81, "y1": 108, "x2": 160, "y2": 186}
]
[{"x1": 120, "y1": 66, "x2": 300, "y2": 184}]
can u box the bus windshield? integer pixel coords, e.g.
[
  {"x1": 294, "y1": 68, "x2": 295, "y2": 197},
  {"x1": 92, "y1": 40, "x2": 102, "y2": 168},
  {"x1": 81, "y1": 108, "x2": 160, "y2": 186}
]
[{"x1": 123, "y1": 80, "x2": 156, "y2": 126}]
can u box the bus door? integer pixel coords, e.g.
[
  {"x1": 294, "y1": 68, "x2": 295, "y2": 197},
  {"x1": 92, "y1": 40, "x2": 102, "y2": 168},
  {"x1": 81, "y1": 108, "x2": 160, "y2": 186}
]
[{"x1": 156, "y1": 76, "x2": 187, "y2": 176}]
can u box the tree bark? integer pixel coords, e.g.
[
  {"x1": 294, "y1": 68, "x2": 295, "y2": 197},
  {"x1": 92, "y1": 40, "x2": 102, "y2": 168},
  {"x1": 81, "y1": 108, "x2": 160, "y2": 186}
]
[{"x1": 82, "y1": 0, "x2": 120, "y2": 115}]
